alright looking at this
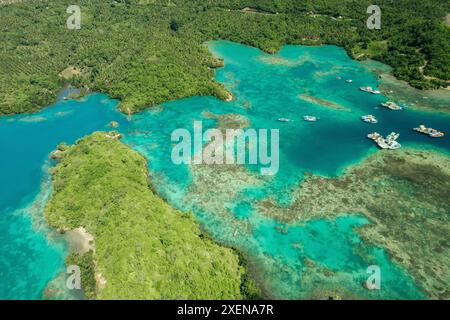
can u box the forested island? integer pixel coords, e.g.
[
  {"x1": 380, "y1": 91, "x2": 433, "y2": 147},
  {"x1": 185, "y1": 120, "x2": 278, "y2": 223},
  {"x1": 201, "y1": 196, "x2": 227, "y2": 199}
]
[
  {"x1": 45, "y1": 132, "x2": 260, "y2": 299},
  {"x1": 1, "y1": 0, "x2": 449, "y2": 301},
  {"x1": 0, "y1": 0, "x2": 449, "y2": 115}
]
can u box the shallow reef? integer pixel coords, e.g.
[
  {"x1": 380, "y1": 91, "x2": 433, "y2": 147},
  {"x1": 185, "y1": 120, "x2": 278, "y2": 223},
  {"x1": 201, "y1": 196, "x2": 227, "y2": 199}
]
[
  {"x1": 257, "y1": 148, "x2": 450, "y2": 299},
  {"x1": 361, "y1": 60, "x2": 450, "y2": 114},
  {"x1": 179, "y1": 135, "x2": 435, "y2": 298}
]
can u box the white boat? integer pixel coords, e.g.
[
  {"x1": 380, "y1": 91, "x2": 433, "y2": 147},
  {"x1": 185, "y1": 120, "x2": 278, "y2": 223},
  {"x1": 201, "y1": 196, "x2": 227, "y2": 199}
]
[
  {"x1": 381, "y1": 101, "x2": 402, "y2": 111},
  {"x1": 388, "y1": 140, "x2": 402, "y2": 150},
  {"x1": 367, "y1": 132, "x2": 401, "y2": 150},
  {"x1": 360, "y1": 86, "x2": 382, "y2": 94},
  {"x1": 367, "y1": 132, "x2": 381, "y2": 140},
  {"x1": 385, "y1": 132, "x2": 401, "y2": 149},
  {"x1": 413, "y1": 125, "x2": 445, "y2": 138},
  {"x1": 361, "y1": 115, "x2": 378, "y2": 124},
  {"x1": 278, "y1": 118, "x2": 291, "y2": 122},
  {"x1": 386, "y1": 132, "x2": 400, "y2": 141},
  {"x1": 303, "y1": 116, "x2": 318, "y2": 122}
]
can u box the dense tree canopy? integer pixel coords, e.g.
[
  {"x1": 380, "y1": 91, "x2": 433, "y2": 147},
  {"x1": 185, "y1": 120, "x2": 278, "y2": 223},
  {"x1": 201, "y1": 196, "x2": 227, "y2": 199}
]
[
  {"x1": 0, "y1": 0, "x2": 448, "y2": 115},
  {"x1": 45, "y1": 132, "x2": 260, "y2": 299}
]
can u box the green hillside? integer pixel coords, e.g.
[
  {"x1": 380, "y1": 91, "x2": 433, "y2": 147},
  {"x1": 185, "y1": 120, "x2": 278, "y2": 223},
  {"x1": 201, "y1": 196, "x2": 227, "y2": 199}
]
[
  {"x1": 0, "y1": 0, "x2": 448, "y2": 115},
  {"x1": 45, "y1": 132, "x2": 259, "y2": 299}
]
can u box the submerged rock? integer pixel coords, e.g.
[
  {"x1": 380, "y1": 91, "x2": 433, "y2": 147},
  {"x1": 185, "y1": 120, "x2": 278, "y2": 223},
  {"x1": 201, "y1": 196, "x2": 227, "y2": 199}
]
[
  {"x1": 109, "y1": 121, "x2": 119, "y2": 129},
  {"x1": 50, "y1": 149, "x2": 64, "y2": 160}
]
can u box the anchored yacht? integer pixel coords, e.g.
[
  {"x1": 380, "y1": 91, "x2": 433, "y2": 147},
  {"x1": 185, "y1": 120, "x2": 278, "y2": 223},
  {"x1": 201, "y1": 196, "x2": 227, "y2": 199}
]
[
  {"x1": 367, "y1": 132, "x2": 401, "y2": 150},
  {"x1": 303, "y1": 116, "x2": 318, "y2": 122},
  {"x1": 361, "y1": 115, "x2": 378, "y2": 124},
  {"x1": 414, "y1": 125, "x2": 445, "y2": 138},
  {"x1": 381, "y1": 101, "x2": 402, "y2": 111},
  {"x1": 360, "y1": 86, "x2": 381, "y2": 94}
]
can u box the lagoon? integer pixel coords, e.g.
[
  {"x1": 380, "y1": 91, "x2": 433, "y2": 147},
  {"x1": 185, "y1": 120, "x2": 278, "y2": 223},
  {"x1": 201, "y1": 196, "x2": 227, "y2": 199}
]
[{"x1": 0, "y1": 40, "x2": 449, "y2": 299}]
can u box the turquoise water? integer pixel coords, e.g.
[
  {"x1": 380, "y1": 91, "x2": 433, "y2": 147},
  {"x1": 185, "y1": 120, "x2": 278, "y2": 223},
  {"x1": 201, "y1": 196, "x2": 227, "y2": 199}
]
[
  {"x1": 0, "y1": 96, "x2": 127, "y2": 299},
  {"x1": 1, "y1": 41, "x2": 449, "y2": 299}
]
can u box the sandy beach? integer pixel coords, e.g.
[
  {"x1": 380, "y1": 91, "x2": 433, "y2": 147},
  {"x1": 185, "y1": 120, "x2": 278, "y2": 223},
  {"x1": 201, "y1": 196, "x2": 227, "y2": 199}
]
[{"x1": 65, "y1": 227, "x2": 95, "y2": 255}]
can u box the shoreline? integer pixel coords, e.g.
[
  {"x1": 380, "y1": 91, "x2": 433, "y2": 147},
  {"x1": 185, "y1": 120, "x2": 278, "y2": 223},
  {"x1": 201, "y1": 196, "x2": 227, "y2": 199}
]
[
  {"x1": 1, "y1": 41, "x2": 448, "y2": 119},
  {"x1": 43, "y1": 133, "x2": 261, "y2": 299},
  {"x1": 360, "y1": 60, "x2": 450, "y2": 115},
  {"x1": 42, "y1": 141, "x2": 449, "y2": 300},
  {"x1": 1, "y1": 36, "x2": 449, "y2": 299},
  {"x1": 5, "y1": 105, "x2": 449, "y2": 300},
  {"x1": 64, "y1": 227, "x2": 95, "y2": 256}
]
